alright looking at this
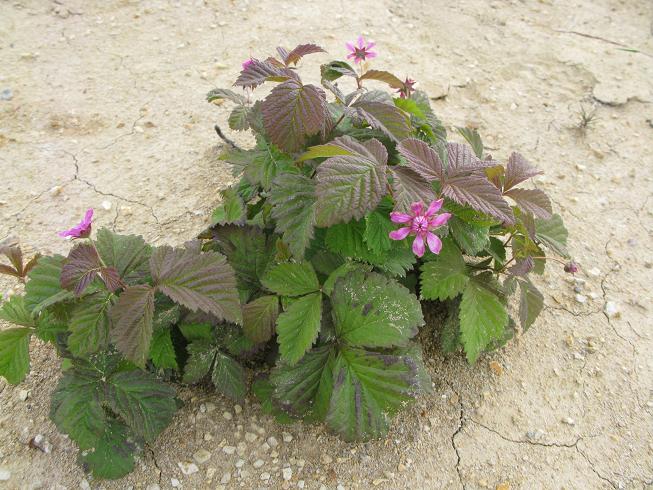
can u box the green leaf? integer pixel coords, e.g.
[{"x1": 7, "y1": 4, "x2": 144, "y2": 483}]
[
  {"x1": 518, "y1": 279, "x2": 544, "y2": 332},
  {"x1": 206, "y1": 88, "x2": 247, "y2": 104},
  {"x1": 149, "y1": 327, "x2": 178, "y2": 370},
  {"x1": 459, "y1": 277, "x2": 508, "y2": 363},
  {"x1": 0, "y1": 295, "x2": 35, "y2": 327},
  {"x1": 95, "y1": 228, "x2": 151, "y2": 284},
  {"x1": 79, "y1": 419, "x2": 136, "y2": 480},
  {"x1": 211, "y1": 352, "x2": 246, "y2": 401},
  {"x1": 449, "y1": 217, "x2": 490, "y2": 255},
  {"x1": 420, "y1": 240, "x2": 469, "y2": 301},
  {"x1": 50, "y1": 366, "x2": 106, "y2": 449},
  {"x1": 242, "y1": 295, "x2": 279, "y2": 343},
  {"x1": 363, "y1": 211, "x2": 394, "y2": 255},
  {"x1": 326, "y1": 347, "x2": 420, "y2": 441},
  {"x1": 276, "y1": 292, "x2": 323, "y2": 365},
  {"x1": 261, "y1": 78, "x2": 327, "y2": 153},
  {"x1": 535, "y1": 214, "x2": 569, "y2": 258},
  {"x1": 297, "y1": 143, "x2": 354, "y2": 162},
  {"x1": 252, "y1": 378, "x2": 296, "y2": 424},
  {"x1": 34, "y1": 312, "x2": 67, "y2": 343},
  {"x1": 269, "y1": 174, "x2": 317, "y2": 259},
  {"x1": 270, "y1": 345, "x2": 335, "y2": 420},
  {"x1": 441, "y1": 303, "x2": 462, "y2": 353},
  {"x1": 106, "y1": 370, "x2": 177, "y2": 443},
  {"x1": 0, "y1": 327, "x2": 31, "y2": 384},
  {"x1": 320, "y1": 60, "x2": 357, "y2": 82},
  {"x1": 212, "y1": 187, "x2": 245, "y2": 225},
  {"x1": 228, "y1": 105, "x2": 251, "y2": 131},
  {"x1": 346, "y1": 100, "x2": 411, "y2": 142},
  {"x1": 25, "y1": 255, "x2": 74, "y2": 313},
  {"x1": 456, "y1": 127, "x2": 484, "y2": 158},
  {"x1": 110, "y1": 285, "x2": 155, "y2": 368},
  {"x1": 332, "y1": 271, "x2": 423, "y2": 348},
  {"x1": 179, "y1": 322, "x2": 214, "y2": 342},
  {"x1": 315, "y1": 136, "x2": 388, "y2": 227},
  {"x1": 68, "y1": 292, "x2": 113, "y2": 357},
  {"x1": 322, "y1": 262, "x2": 372, "y2": 297},
  {"x1": 261, "y1": 262, "x2": 319, "y2": 297},
  {"x1": 245, "y1": 139, "x2": 296, "y2": 191},
  {"x1": 182, "y1": 341, "x2": 217, "y2": 383},
  {"x1": 150, "y1": 245, "x2": 242, "y2": 324}
]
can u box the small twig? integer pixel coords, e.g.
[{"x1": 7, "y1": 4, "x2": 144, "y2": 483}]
[
  {"x1": 214, "y1": 124, "x2": 241, "y2": 151},
  {"x1": 553, "y1": 29, "x2": 653, "y2": 57}
]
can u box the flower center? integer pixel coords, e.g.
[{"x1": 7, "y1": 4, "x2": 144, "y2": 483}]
[
  {"x1": 413, "y1": 216, "x2": 428, "y2": 233},
  {"x1": 354, "y1": 47, "x2": 368, "y2": 60}
]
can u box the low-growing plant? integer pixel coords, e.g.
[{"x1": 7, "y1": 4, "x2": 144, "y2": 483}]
[{"x1": 0, "y1": 38, "x2": 575, "y2": 479}]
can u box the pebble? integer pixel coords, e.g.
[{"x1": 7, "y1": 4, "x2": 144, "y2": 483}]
[
  {"x1": 18, "y1": 390, "x2": 29, "y2": 401},
  {"x1": 221, "y1": 473, "x2": 231, "y2": 484},
  {"x1": 204, "y1": 402, "x2": 216, "y2": 413},
  {"x1": 80, "y1": 480, "x2": 90, "y2": 490},
  {"x1": 283, "y1": 467, "x2": 293, "y2": 480},
  {"x1": 604, "y1": 301, "x2": 620, "y2": 319},
  {"x1": 223, "y1": 446, "x2": 236, "y2": 455},
  {"x1": 223, "y1": 411, "x2": 233, "y2": 420},
  {"x1": 337, "y1": 485, "x2": 345, "y2": 490},
  {"x1": 253, "y1": 459, "x2": 265, "y2": 469},
  {"x1": 282, "y1": 432, "x2": 293, "y2": 443},
  {"x1": 146, "y1": 485, "x2": 161, "y2": 490},
  {"x1": 575, "y1": 294, "x2": 587, "y2": 304},
  {"x1": 588, "y1": 267, "x2": 601, "y2": 277},
  {"x1": 193, "y1": 449, "x2": 211, "y2": 464},
  {"x1": 171, "y1": 478, "x2": 181, "y2": 487},
  {"x1": 260, "y1": 472, "x2": 271, "y2": 480},
  {"x1": 562, "y1": 417, "x2": 575, "y2": 426},
  {"x1": 0, "y1": 88, "x2": 12, "y2": 101},
  {"x1": 234, "y1": 404, "x2": 243, "y2": 414},
  {"x1": 267, "y1": 436, "x2": 279, "y2": 447},
  {"x1": 101, "y1": 200, "x2": 112, "y2": 210},
  {"x1": 321, "y1": 454, "x2": 333, "y2": 464},
  {"x1": 206, "y1": 467, "x2": 216, "y2": 480},
  {"x1": 0, "y1": 468, "x2": 10, "y2": 481},
  {"x1": 49, "y1": 185, "x2": 63, "y2": 196},
  {"x1": 245, "y1": 432, "x2": 257, "y2": 443},
  {"x1": 298, "y1": 481, "x2": 305, "y2": 489},
  {"x1": 235, "y1": 459, "x2": 245, "y2": 468},
  {"x1": 178, "y1": 461, "x2": 199, "y2": 475},
  {"x1": 30, "y1": 434, "x2": 52, "y2": 453}
]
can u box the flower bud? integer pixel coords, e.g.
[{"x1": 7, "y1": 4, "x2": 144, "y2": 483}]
[{"x1": 564, "y1": 261, "x2": 579, "y2": 274}]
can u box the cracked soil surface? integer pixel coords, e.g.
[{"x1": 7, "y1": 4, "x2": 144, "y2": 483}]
[{"x1": 1, "y1": 0, "x2": 652, "y2": 489}]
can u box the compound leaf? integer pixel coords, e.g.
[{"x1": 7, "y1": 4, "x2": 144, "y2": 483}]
[{"x1": 276, "y1": 292, "x2": 323, "y2": 365}]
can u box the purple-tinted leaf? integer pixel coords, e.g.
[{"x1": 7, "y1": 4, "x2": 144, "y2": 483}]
[
  {"x1": 346, "y1": 100, "x2": 411, "y2": 142},
  {"x1": 442, "y1": 174, "x2": 515, "y2": 224},
  {"x1": 0, "y1": 239, "x2": 22, "y2": 274},
  {"x1": 234, "y1": 58, "x2": 296, "y2": 88},
  {"x1": 110, "y1": 285, "x2": 155, "y2": 367},
  {"x1": 99, "y1": 267, "x2": 124, "y2": 292},
  {"x1": 397, "y1": 138, "x2": 444, "y2": 182},
  {"x1": 61, "y1": 244, "x2": 102, "y2": 296},
  {"x1": 446, "y1": 142, "x2": 490, "y2": 175},
  {"x1": 22, "y1": 253, "x2": 41, "y2": 277},
  {"x1": 508, "y1": 257, "x2": 534, "y2": 276},
  {"x1": 276, "y1": 46, "x2": 290, "y2": 62},
  {"x1": 485, "y1": 164, "x2": 504, "y2": 189},
  {"x1": 503, "y1": 152, "x2": 542, "y2": 192},
  {"x1": 0, "y1": 264, "x2": 20, "y2": 277},
  {"x1": 322, "y1": 79, "x2": 345, "y2": 104},
  {"x1": 150, "y1": 245, "x2": 242, "y2": 324},
  {"x1": 206, "y1": 88, "x2": 246, "y2": 104},
  {"x1": 359, "y1": 69, "x2": 404, "y2": 89},
  {"x1": 519, "y1": 279, "x2": 544, "y2": 331},
  {"x1": 504, "y1": 188, "x2": 552, "y2": 219},
  {"x1": 261, "y1": 79, "x2": 327, "y2": 153},
  {"x1": 390, "y1": 166, "x2": 436, "y2": 213},
  {"x1": 282, "y1": 43, "x2": 326, "y2": 66},
  {"x1": 242, "y1": 295, "x2": 279, "y2": 343},
  {"x1": 315, "y1": 137, "x2": 388, "y2": 226},
  {"x1": 456, "y1": 127, "x2": 484, "y2": 158}
]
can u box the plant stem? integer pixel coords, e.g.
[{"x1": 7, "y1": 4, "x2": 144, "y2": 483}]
[{"x1": 214, "y1": 124, "x2": 241, "y2": 151}]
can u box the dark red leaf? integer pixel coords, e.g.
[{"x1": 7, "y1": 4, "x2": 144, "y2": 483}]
[
  {"x1": 442, "y1": 173, "x2": 515, "y2": 224},
  {"x1": 21, "y1": 254, "x2": 41, "y2": 277},
  {"x1": 346, "y1": 101, "x2": 411, "y2": 142},
  {"x1": 61, "y1": 244, "x2": 102, "y2": 296},
  {"x1": 0, "y1": 264, "x2": 20, "y2": 277},
  {"x1": 100, "y1": 267, "x2": 125, "y2": 292},
  {"x1": 503, "y1": 152, "x2": 542, "y2": 192},
  {"x1": 234, "y1": 59, "x2": 296, "y2": 89},
  {"x1": 508, "y1": 257, "x2": 534, "y2": 276},
  {"x1": 397, "y1": 138, "x2": 444, "y2": 182},
  {"x1": 282, "y1": 43, "x2": 326, "y2": 66},
  {"x1": 0, "y1": 240, "x2": 23, "y2": 274},
  {"x1": 359, "y1": 70, "x2": 404, "y2": 89},
  {"x1": 390, "y1": 166, "x2": 436, "y2": 213},
  {"x1": 504, "y1": 188, "x2": 552, "y2": 219},
  {"x1": 110, "y1": 285, "x2": 155, "y2": 367}
]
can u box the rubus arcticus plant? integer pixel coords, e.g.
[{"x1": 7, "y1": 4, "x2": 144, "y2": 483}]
[{"x1": 0, "y1": 38, "x2": 576, "y2": 479}]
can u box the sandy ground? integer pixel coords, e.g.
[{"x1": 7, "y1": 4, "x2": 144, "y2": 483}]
[{"x1": 1, "y1": 0, "x2": 652, "y2": 489}]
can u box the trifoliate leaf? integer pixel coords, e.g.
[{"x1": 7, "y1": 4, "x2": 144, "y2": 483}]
[
  {"x1": 261, "y1": 262, "x2": 320, "y2": 297},
  {"x1": 242, "y1": 295, "x2": 279, "y2": 343},
  {"x1": 276, "y1": 292, "x2": 323, "y2": 365},
  {"x1": 0, "y1": 327, "x2": 31, "y2": 384},
  {"x1": 25, "y1": 255, "x2": 73, "y2": 313},
  {"x1": 331, "y1": 271, "x2": 423, "y2": 348},
  {"x1": 150, "y1": 245, "x2": 241, "y2": 324},
  {"x1": 326, "y1": 347, "x2": 420, "y2": 441},
  {"x1": 79, "y1": 419, "x2": 136, "y2": 480},
  {"x1": 106, "y1": 370, "x2": 177, "y2": 443},
  {"x1": 211, "y1": 352, "x2": 246, "y2": 401},
  {"x1": 95, "y1": 228, "x2": 151, "y2": 284},
  {"x1": 459, "y1": 277, "x2": 508, "y2": 363},
  {"x1": 518, "y1": 279, "x2": 544, "y2": 332},
  {"x1": 68, "y1": 292, "x2": 113, "y2": 357},
  {"x1": 269, "y1": 174, "x2": 317, "y2": 259},
  {"x1": 110, "y1": 285, "x2": 155, "y2": 367},
  {"x1": 315, "y1": 137, "x2": 388, "y2": 227},
  {"x1": 535, "y1": 214, "x2": 569, "y2": 258},
  {"x1": 0, "y1": 295, "x2": 35, "y2": 327},
  {"x1": 420, "y1": 240, "x2": 469, "y2": 301},
  {"x1": 270, "y1": 345, "x2": 335, "y2": 420}
]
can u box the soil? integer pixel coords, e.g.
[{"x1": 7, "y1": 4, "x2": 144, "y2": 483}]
[{"x1": 1, "y1": 0, "x2": 652, "y2": 489}]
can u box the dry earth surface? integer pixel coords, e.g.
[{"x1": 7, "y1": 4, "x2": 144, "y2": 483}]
[{"x1": 1, "y1": 0, "x2": 652, "y2": 489}]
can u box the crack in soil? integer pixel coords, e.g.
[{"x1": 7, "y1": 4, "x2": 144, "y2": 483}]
[{"x1": 446, "y1": 382, "x2": 466, "y2": 489}]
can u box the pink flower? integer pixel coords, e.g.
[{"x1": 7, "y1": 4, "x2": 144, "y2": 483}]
[
  {"x1": 564, "y1": 261, "x2": 579, "y2": 274},
  {"x1": 397, "y1": 78, "x2": 416, "y2": 99},
  {"x1": 346, "y1": 35, "x2": 377, "y2": 64},
  {"x1": 242, "y1": 58, "x2": 254, "y2": 70},
  {"x1": 389, "y1": 200, "x2": 452, "y2": 257},
  {"x1": 59, "y1": 208, "x2": 93, "y2": 239}
]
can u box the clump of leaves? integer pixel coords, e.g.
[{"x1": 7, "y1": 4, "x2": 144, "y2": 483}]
[{"x1": 0, "y1": 37, "x2": 573, "y2": 480}]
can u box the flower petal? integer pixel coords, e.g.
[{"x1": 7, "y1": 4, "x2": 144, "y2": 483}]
[
  {"x1": 429, "y1": 212, "x2": 452, "y2": 228},
  {"x1": 357, "y1": 35, "x2": 364, "y2": 48},
  {"x1": 390, "y1": 211, "x2": 412, "y2": 223},
  {"x1": 410, "y1": 202, "x2": 424, "y2": 216},
  {"x1": 426, "y1": 232, "x2": 443, "y2": 254},
  {"x1": 366, "y1": 51, "x2": 377, "y2": 59},
  {"x1": 412, "y1": 234, "x2": 425, "y2": 257},
  {"x1": 389, "y1": 227, "x2": 411, "y2": 240},
  {"x1": 424, "y1": 198, "x2": 444, "y2": 217},
  {"x1": 366, "y1": 41, "x2": 376, "y2": 49},
  {"x1": 83, "y1": 208, "x2": 94, "y2": 225},
  {"x1": 345, "y1": 42, "x2": 355, "y2": 52}
]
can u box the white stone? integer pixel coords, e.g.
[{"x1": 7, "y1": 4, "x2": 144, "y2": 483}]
[
  {"x1": 588, "y1": 267, "x2": 601, "y2": 277},
  {"x1": 234, "y1": 404, "x2": 242, "y2": 414},
  {"x1": 260, "y1": 472, "x2": 271, "y2": 480},
  {"x1": 193, "y1": 449, "x2": 211, "y2": 464},
  {"x1": 223, "y1": 411, "x2": 233, "y2": 420},
  {"x1": 80, "y1": 479, "x2": 91, "y2": 490},
  {"x1": 267, "y1": 436, "x2": 279, "y2": 447},
  {"x1": 298, "y1": 481, "x2": 305, "y2": 489},
  {"x1": 253, "y1": 459, "x2": 264, "y2": 468},
  {"x1": 562, "y1": 417, "x2": 575, "y2": 426},
  {"x1": 604, "y1": 301, "x2": 620, "y2": 318},
  {"x1": 101, "y1": 200, "x2": 112, "y2": 210},
  {"x1": 49, "y1": 185, "x2": 63, "y2": 196},
  {"x1": 0, "y1": 468, "x2": 10, "y2": 481},
  {"x1": 178, "y1": 461, "x2": 199, "y2": 475},
  {"x1": 146, "y1": 485, "x2": 161, "y2": 490},
  {"x1": 245, "y1": 432, "x2": 257, "y2": 443},
  {"x1": 171, "y1": 478, "x2": 181, "y2": 487},
  {"x1": 283, "y1": 467, "x2": 293, "y2": 481},
  {"x1": 221, "y1": 473, "x2": 232, "y2": 484},
  {"x1": 223, "y1": 446, "x2": 236, "y2": 455},
  {"x1": 235, "y1": 459, "x2": 245, "y2": 468},
  {"x1": 18, "y1": 390, "x2": 29, "y2": 401},
  {"x1": 282, "y1": 432, "x2": 293, "y2": 443},
  {"x1": 575, "y1": 294, "x2": 587, "y2": 304}
]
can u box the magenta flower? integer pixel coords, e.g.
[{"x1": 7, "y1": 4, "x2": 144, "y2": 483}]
[
  {"x1": 59, "y1": 208, "x2": 93, "y2": 239},
  {"x1": 564, "y1": 261, "x2": 579, "y2": 274},
  {"x1": 242, "y1": 58, "x2": 254, "y2": 70},
  {"x1": 397, "y1": 78, "x2": 416, "y2": 99},
  {"x1": 389, "y1": 200, "x2": 452, "y2": 257},
  {"x1": 346, "y1": 35, "x2": 377, "y2": 64}
]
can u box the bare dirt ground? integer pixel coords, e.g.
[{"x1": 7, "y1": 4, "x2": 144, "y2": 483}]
[{"x1": 1, "y1": 0, "x2": 652, "y2": 488}]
